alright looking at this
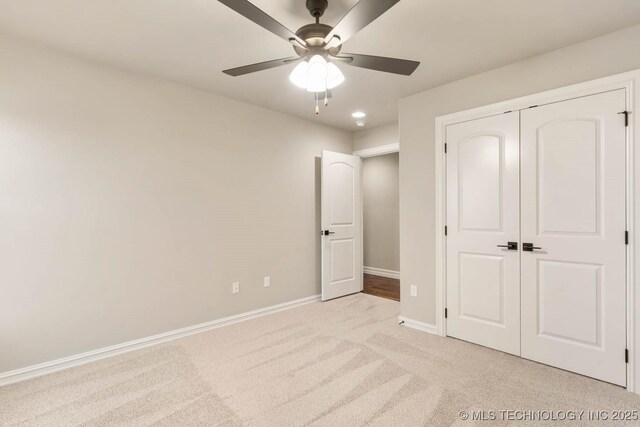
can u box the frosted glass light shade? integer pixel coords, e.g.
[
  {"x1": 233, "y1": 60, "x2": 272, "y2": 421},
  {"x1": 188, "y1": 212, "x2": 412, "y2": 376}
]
[
  {"x1": 326, "y1": 63, "x2": 345, "y2": 89},
  {"x1": 289, "y1": 61, "x2": 309, "y2": 89},
  {"x1": 307, "y1": 55, "x2": 328, "y2": 81},
  {"x1": 289, "y1": 55, "x2": 345, "y2": 93},
  {"x1": 306, "y1": 80, "x2": 327, "y2": 93}
]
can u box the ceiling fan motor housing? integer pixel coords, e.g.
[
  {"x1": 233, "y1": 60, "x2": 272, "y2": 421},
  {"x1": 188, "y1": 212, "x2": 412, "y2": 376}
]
[
  {"x1": 306, "y1": 0, "x2": 329, "y2": 18},
  {"x1": 293, "y1": 23, "x2": 341, "y2": 57}
]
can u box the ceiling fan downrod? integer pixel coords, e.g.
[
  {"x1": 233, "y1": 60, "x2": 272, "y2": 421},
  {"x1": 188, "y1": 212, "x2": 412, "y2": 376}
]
[{"x1": 306, "y1": 0, "x2": 329, "y2": 23}]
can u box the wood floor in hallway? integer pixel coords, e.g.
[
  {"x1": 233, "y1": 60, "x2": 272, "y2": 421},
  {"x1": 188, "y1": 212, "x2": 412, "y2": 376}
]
[{"x1": 363, "y1": 273, "x2": 400, "y2": 301}]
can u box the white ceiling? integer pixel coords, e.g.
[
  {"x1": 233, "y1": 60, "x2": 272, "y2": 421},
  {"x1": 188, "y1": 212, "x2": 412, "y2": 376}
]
[{"x1": 1, "y1": 0, "x2": 640, "y2": 130}]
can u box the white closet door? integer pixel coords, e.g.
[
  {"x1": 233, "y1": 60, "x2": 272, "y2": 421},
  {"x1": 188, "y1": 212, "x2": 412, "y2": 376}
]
[
  {"x1": 520, "y1": 90, "x2": 627, "y2": 386},
  {"x1": 446, "y1": 112, "x2": 521, "y2": 355}
]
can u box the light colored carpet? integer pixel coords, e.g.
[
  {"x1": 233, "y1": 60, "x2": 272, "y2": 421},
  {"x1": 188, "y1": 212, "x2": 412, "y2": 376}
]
[{"x1": 2, "y1": 293, "x2": 640, "y2": 426}]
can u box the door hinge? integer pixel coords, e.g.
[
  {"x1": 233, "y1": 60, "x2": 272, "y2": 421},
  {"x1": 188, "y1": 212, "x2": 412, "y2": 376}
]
[
  {"x1": 625, "y1": 348, "x2": 629, "y2": 363},
  {"x1": 444, "y1": 226, "x2": 448, "y2": 236},
  {"x1": 619, "y1": 111, "x2": 630, "y2": 127},
  {"x1": 626, "y1": 231, "x2": 629, "y2": 245},
  {"x1": 445, "y1": 308, "x2": 448, "y2": 319},
  {"x1": 444, "y1": 143, "x2": 447, "y2": 154}
]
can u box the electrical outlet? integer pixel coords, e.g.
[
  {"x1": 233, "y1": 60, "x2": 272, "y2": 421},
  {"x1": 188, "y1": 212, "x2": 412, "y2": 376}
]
[
  {"x1": 232, "y1": 282, "x2": 240, "y2": 294},
  {"x1": 263, "y1": 276, "x2": 270, "y2": 287},
  {"x1": 410, "y1": 285, "x2": 417, "y2": 297}
]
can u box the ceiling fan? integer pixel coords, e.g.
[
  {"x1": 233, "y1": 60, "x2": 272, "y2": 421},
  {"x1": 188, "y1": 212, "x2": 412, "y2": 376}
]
[{"x1": 218, "y1": 0, "x2": 420, "y2": 114}]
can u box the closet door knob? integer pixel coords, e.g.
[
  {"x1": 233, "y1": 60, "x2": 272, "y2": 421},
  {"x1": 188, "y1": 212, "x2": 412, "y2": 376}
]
[
  {"x1": 522, "y1": 243, "x2": 542, "y2": 252},
  {"x1": 497, "y1": 242, "x2": 518, "y2": 250}
]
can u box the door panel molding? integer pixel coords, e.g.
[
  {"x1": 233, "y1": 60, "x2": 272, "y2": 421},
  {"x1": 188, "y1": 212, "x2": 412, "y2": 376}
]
[
  {"x1": 435, "y1": 69, "x2": 639, "y2": 393},
  {"x1": 536, "y1": 259, "x2": 603, "y2": 348},
  {"x1": 457, "y1": 132, "x2": 505, "y2": 232},
  {"x1": 536, "y1": 117, "x2": 602, "y2": 236},
  {"x1": 458, "y1": 252, "x2": 505, "y2": 326}
]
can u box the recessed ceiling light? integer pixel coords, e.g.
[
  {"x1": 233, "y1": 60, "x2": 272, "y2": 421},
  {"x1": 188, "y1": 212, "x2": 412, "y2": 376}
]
[
  {"x1": 355, "y1": 121, "x2": 366, "y2": 127},
  {"x1": 352, "y1": 111, "x2": 366, "y2": 119}
]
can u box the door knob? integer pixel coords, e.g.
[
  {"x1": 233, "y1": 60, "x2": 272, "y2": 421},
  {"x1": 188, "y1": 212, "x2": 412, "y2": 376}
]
[
  {"x1": 497, "y1": 242, "x2": 518, "y2": 250},
  {"x1": 322, "y1": 230, "x2": 336, "y2": 236},
  {"x1": 522, "y1": 243, "x2": 542, "y2": 252}
]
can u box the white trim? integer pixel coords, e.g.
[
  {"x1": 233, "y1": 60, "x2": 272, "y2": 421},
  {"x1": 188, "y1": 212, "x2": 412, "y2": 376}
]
[
  {"x1": 0, "y1": 294, "x2": 321, "y2": 387},
  {"x1": 434, "y1": 112, "x2": 447, "y2": 338},
  {"x1": 399, "y1": 316, "x2": 439, "y2": 335},
  {"x1": 363, "y1": 266, "x2": 400, "y2": 280},
  {"x1": 435, "y1": 70, "x2": 639, "y2": 127},
  {"x1": 626, "y1": 77, "x2": 636, "y2": 393},
  {"x1": 434, "y1": 68, "x2": 640, "y2": 393},
  {"x1": 353, "y1": 143, "x2": 399, "y2": 158}
]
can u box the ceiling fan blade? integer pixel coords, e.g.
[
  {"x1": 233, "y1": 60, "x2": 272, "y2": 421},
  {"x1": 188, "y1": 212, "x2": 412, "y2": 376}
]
[
  {"x1": 324, "y1": 0, "x2": 401, "y2": 47},
  {"x1": 218, "y1": 0, "x2": 307, "y2": 47},
  {"x1": 333, "y1": 53, "x2": 419, "y2": 76},
  {"x1": 223, "y1": 57, "x2": 301, "y2": 77}
]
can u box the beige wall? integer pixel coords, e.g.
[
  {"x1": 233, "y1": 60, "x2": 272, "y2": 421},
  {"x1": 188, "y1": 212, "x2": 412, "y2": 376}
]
[
  {"x1": 399, "y1": 24, "x2": 640, "y2": 325},
  {"x1": 353, "y1": 123, "x2": 398, "y2": 151},
  {"x1": 362, "y1": 153, "x2": 399, "y2": 272},
  {"x1": 0, "y1": 36, "x2": 352, "y2": 373}
]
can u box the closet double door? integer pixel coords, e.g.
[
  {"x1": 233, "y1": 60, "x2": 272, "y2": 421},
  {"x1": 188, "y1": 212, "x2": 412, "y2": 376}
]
[{"x1": 446, "y1": 90, "x2": 627, "y2": 386}]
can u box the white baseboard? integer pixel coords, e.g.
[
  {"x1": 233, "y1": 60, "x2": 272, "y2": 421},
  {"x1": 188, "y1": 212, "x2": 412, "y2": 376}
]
[
  {"x1": 398, "y1": 316, "x2": 440, "y2": 336},
  {"x1": 363, "y1": 266, "x2": 400, "y2": 280},
  {"x1": 0, "y1": 294, "x2": 321, "y2": 387}
]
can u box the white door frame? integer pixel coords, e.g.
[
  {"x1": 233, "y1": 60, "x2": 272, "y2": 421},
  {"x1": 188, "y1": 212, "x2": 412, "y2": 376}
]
[
  {"x1": 435, "y1": 69, "x2": 639, "y2": 393},
  {"x1": 353, "y1": 142, "x2": 400, "y2": 279},
  {"x1": 353, "y1": 142, "x2": 400, "y2": 158}
]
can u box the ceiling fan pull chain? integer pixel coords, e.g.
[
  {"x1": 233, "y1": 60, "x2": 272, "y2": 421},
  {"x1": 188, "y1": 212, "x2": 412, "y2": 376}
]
[
  {"x1": 324, "y1": 80, "x2": 328, "y2": 106},
  {"x1": 315, "y1": 92, "x2": 320, "y2": 115}
]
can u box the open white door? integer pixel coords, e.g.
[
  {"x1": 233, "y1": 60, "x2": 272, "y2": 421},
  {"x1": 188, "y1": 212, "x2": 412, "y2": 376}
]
[
  {"x1": 321, "y1": 150, "x2": 363, "y2": 301},
  {"x1": 446, "y1": 112, "x2": 521, "y2": 355}
]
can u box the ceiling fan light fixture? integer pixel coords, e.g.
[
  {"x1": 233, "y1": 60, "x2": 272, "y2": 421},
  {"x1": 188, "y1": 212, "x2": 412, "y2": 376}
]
[
  {"x1": 326, "y1": 63, "x2": 345, "y2": 89},
  {"x1": 219, "y1": 0, "x2": 421, "y2": 115},
  {"x1": 306, "y1": 79, "x2": 328, "y2": 93},
  {"x1": 289, "y1": 55, "x2": 345, "y2": 93},
  {"x1": 307, "y1": 54, "x2": 328, "y2": 81},
  {"x1": 289, "y1": 61, "x2": 310, "y2": 89}
]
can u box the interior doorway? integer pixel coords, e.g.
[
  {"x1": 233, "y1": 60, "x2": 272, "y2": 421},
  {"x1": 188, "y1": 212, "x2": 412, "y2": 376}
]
[{"x1": 358, "y1": 147, "x2": 400, "y2": 302}]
